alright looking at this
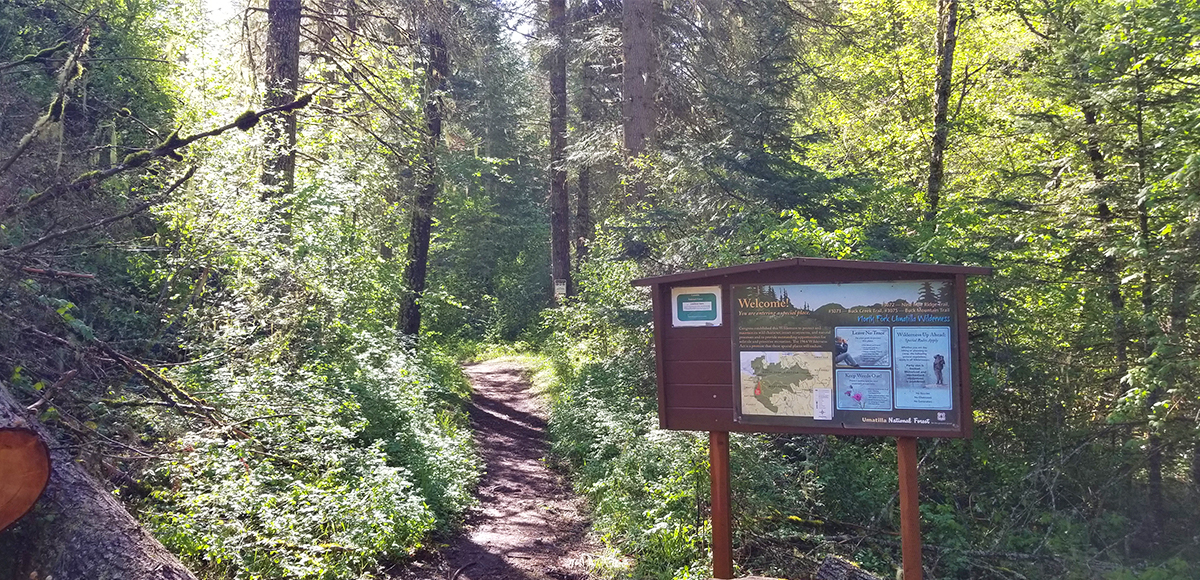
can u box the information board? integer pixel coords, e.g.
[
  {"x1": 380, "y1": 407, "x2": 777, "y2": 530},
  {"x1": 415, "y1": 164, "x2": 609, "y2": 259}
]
[{"x1": 732, "y1": 280, "x2": 961, "y2": 432}]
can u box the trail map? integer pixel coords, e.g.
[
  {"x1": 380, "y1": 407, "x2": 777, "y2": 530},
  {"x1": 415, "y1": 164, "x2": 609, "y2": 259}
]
[{"x1": 739, "y1": 351, "x2": 832, "y2": 417}]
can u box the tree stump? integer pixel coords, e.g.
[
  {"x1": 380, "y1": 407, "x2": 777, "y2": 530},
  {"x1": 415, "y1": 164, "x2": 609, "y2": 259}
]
[
  {"x1": 0, "y1": 427, "x2": 50, "y2": 531},
  {"x1": 0, "y1": 382, "x2": 197, "y2": 580}
]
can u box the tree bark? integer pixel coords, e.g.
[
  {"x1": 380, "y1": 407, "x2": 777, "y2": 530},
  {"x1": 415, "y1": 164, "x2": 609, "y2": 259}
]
[
  {"x1": 621, "y1": 0, "x2": 654, "y2": 206},
  {"x1": 574, "y1": 18, "x2": 598, "y2": 268},
  {"x1": 0, "y1": 383, "x2": 197, "y2": 580},
  {"x1": 924, "y1": 0, "x2": 959, "y2": 222},
  {"x1": 261, "y1": 0, "x2": 302, "y2": 199},
  {"x1": 549, "y1": 0, "x2": 572, "y2": 297},
  {"x1": 1131, "y1": 70, "x2": 1163, "y2": 540},
  {"x1": 397, "y1": 26, "x2": 449, "y2": 338},
  {"x1": 575, "y1": 161, "x2": 593, "y2": 268},
  {"x1": 1081, "y1": 105, "x2": 1129, "y2": 389}
]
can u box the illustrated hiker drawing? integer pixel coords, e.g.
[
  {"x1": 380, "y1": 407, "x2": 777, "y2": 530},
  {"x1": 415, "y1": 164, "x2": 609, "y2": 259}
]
[
  {"x1": 835, "y1": 336, "x2": 860, "y2": 367},
  {"x1": 933, "y1": 354, "x2": 945, "y2": 385}
]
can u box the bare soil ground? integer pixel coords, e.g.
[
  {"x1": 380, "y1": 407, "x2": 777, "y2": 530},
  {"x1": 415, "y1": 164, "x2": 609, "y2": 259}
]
[{"x1": 393, "y1": 360, "x2": 598, "y2": 580}]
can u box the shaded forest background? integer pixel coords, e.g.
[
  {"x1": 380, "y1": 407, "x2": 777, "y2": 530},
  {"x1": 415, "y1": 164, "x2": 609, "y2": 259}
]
[{"x1": 1, "y1": 0, "x2": 1198, "y2": 578}]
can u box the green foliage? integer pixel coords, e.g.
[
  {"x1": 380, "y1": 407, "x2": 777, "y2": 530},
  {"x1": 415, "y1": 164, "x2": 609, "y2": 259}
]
[
  {"x1": 5, "y1": 0, "x2": 1200, "y2": 577},
  {"x1": 140, "y1": 336, "x2": 478, "y2": 579},
  {"x1": 1107, "y1": 559, "x2": 1194, "y2": 580},
  {"x1": 544, "y1": 350, "x2": 710, "y2": 579},
  {"x1": 2, "y1": 3, "x2": 495, "y2": 577},
  {"x1": 421, "y1": 35, "x2": 551, "y2": 343},
  {"x1": 533, "y1": 240, "x2": 704, "y2": 578}
]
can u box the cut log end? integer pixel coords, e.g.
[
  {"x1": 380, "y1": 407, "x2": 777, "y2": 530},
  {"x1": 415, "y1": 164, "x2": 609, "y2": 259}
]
[{"x1": 0, "y1": 427, "x2": 51, "y2": 532}]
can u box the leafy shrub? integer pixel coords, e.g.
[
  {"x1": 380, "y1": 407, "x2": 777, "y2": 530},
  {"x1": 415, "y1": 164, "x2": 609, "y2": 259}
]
[
  {"x1": 545, "y1": 351, "x2": 710, "y2": 580},
  {"x1": 139, "y1": 334, "x2": 479, "y2": 579}
]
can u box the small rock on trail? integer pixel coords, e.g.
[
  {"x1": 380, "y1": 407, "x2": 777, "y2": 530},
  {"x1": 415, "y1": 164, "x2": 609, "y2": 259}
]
[{"x1": 394, "y1": 360, "x2": 597, "y2": 580}]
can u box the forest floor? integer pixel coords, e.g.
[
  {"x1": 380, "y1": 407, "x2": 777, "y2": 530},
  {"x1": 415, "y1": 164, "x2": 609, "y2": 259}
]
[{"x1": 392, "y1": 360, "x2": 598, "y2": 580}]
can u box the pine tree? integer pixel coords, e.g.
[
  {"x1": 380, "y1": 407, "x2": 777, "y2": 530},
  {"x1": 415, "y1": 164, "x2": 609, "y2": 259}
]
[{"x1": 918, "y1": 281, "x2": 938, "y2": 304}]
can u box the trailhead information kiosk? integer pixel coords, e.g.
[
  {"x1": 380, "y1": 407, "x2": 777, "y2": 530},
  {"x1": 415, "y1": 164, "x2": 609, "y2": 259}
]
[{"x1": 633, "y1": 258, "x2": 991, "y2": 579}]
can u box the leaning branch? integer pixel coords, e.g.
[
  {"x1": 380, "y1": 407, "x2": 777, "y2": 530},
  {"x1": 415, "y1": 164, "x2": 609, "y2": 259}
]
[
  {"x1": 25, "y1": 370, "x2": 78, "y2": 412},
  {"x1": 19, "y1": 267, "x2": 96, "y2": 279},
  {"x1": 94, "y1": 341, "x2": 223, "y2": 427},
  {"x1": 0, "y1": 32, "x2": 89, "y2": 178},
  {"x1": 100, "y1": 399, "x2": 217, "y2": 413},
  {"x1": 0, "y1": 40, "x2": 71, "y2": 72},
  {"x1": 5, "y1": 167, "x2": 195, "y2": 256},
  {"x1": 1, "y1": 93, "x2": 314, "y2": 219}
]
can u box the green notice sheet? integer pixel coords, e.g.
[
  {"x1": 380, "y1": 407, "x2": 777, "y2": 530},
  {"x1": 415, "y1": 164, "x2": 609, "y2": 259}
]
[{"x1": 671, "y1": 285, "x2": 723, "y2": 327}]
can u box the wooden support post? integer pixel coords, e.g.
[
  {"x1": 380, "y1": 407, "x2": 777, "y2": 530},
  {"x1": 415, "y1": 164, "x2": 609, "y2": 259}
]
[
  {"x1": 710, "y1": 431, "x2": 733, "y2": 579},
  {"x1": 897, "y1": 436, "x2": 922, "y2": 580}
]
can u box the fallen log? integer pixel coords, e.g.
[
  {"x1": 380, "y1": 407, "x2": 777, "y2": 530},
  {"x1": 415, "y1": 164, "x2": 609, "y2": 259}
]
[
  {"x1": 815, "y1": 555, "x2": 884, "y2": 580},
  {"x1": 0, "y1": 381, "x2": 197, "y2": 580}
]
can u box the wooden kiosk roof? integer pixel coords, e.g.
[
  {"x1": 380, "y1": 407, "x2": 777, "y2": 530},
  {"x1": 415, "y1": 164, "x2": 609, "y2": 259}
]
[{"x1": 633, "y1": 257, "x2": 992, "y2": 286}]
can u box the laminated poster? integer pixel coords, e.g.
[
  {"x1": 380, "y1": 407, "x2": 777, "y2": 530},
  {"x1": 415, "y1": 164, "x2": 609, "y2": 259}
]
[
  {"x1": 892, "y1": 326, "x2": 953, "y2": 410},
  {"x1": 672, "y1": 286, "x2": 722, "y2": 327},
  {"x1": 833, "y1": 326, "x2": 891, "y2": 368},
  {"x1": 732, "y1": 280, "x2": 958, "y2": 431},
  {"x1": 836, "y1": 369, "x2": 893, "y2": 411}
]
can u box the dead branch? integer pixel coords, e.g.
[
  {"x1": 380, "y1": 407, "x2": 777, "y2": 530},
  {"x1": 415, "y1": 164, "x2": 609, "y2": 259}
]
[
  {"x1": 94, "y1": 341, "x2": 223, "y2": 427},
  {"x1": 0, "y1": 31, "x2": 89, "y2": 178},
  {"x1": 26, "y1": 370, "x2": 78, "y2": 412},
  {"x1": 150, "y1": 354, "x2": 224, "y2": 368},
  {"x1": 0, "y1": 311, "x2": 73, "y2": 347},
  {"x1": 6, "y1": 167, "x2": 196, "y2": 256},
  {"x1": 2, "y1": 93, "x2": 315, "y2": 219},
  {"x1": 19, "y1": 267, "x2": 97, "y2": 279},
  {"x1": 0, "y1": 40, "x2": 71, "y2": 71},
  {"x1": 100, "y1": 399, "x2": 217, "y2": 412}
]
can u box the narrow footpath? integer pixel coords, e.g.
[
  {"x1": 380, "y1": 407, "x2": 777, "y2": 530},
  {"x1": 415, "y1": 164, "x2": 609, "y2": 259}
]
[{"x1": 398, "y1": 361, "x2": 597, "y2": 580}]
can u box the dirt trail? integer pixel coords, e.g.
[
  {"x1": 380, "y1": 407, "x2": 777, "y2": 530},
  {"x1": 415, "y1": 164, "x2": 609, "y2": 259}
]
[{"x1": 398, "y1": 360, "x2": 597, "y2": 580}]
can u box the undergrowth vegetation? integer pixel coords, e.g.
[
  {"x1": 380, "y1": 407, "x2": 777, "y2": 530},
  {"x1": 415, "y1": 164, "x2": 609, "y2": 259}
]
[
  {"x1": 535, "y1": 231, "x2": 1199, "y2": 580},
  {"x1": 0, "y1": 4, "x2": 485, "y2": 576},
  {"x1": 139, "y1": 339, "x2": 478, "y2": 579}
]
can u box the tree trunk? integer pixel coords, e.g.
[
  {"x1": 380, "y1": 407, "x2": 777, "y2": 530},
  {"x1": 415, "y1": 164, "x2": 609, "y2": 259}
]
[
  {"x1": 1081, "y1": 105, "x2": 1129, "y2": 391},
  {"x1": 575, "y1": 46, "x2": 597, "y2": 267},
  {"x1": 0, "y1": 384, "x2": 197, "y2": 580},
  {"x1": 549, "y1": 0, "x2": 572, "y2": 297},
  {"x1": 397, "y1": 26, "x2": 449, "y2": 338},
  {"x1": 1132, "y1": 74, "x2": 1164, "y2": 540},
  {"x1": 924, "y1": 0, "x2": 958, "y2": 222},
  {"x1": 261, "y1": 0, "x2": 302, "y2": 199},
  {"x1": 621, "y1": 0, "x2": 654, "y2": 206}
]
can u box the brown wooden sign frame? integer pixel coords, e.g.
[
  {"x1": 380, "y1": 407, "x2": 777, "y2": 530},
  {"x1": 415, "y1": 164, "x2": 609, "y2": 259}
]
[
  {"x1": 633, "y1": 257, "x2": 992, "y2": 580},
  {"x1": 633, "y1": 257, "x2": 991, "y2": 438}
]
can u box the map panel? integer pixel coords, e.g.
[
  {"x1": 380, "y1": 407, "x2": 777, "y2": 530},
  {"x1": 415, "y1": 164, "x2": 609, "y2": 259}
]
[{"x1": 740, "y1": 351, "x2": 833, "y2": 417}]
